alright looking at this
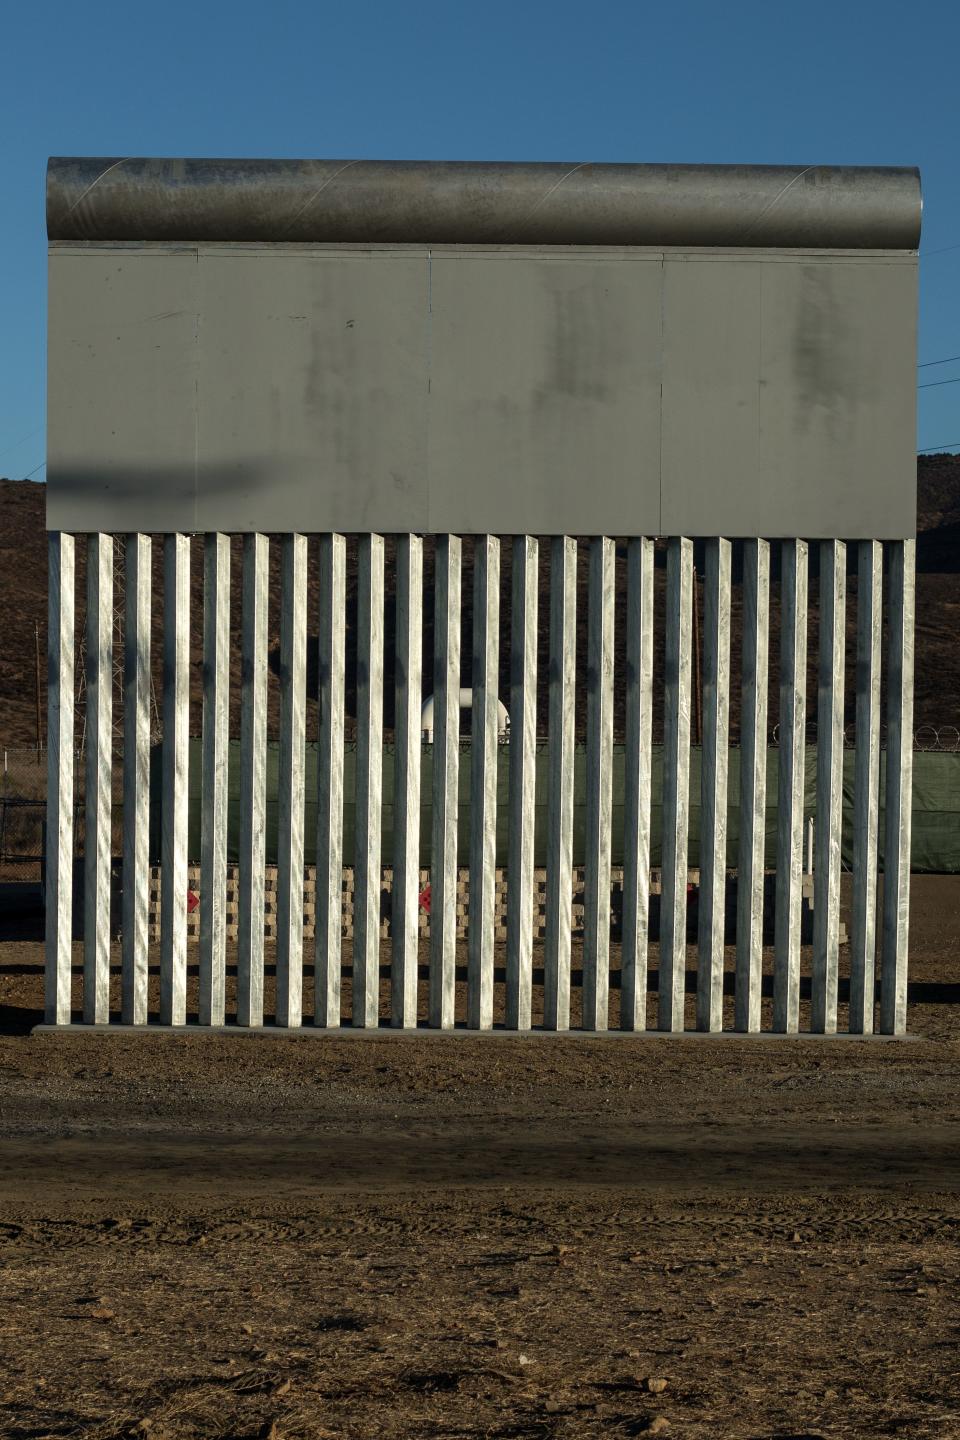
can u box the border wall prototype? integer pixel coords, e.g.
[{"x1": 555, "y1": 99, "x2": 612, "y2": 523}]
[{"x1": 44, "y1": 159, "x2": 918, "y2": 1033}]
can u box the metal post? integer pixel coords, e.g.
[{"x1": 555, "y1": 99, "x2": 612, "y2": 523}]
[
  {"x1": 583, "y1": 537, "x2": 615, "y2": 1032},
  {"x1": 543, "y1": 536, "x2": 577, "y2": 1031},
  {"x1": 621, "y1": 537, "x2": 654, "y2": 1032},
  {"x1": 160, "y1": 533, "x2": 190, "y2": 1027},
  {"x1": 468, "y1": 536, "x2": 500, "y2": 1031},
  {"x1": 849, "y1": 540, "x2": 882, "y2": 1034},
  {"x1": 773, "y1": 539, "x2": 808, "y2": 1033},
  {"x1": 506, "y1": 535, "x2": 538, "y2": 1031},
  {"x1": 881, "y1": 538, "x2": 915, "y2": 1035},
  {"x1": 237, "y1": 533, "x2": 268, "y2": 1027},
  {"x1": 430, "y1": 535, "x2": 462, "y2": 1030},
  {"x1": 659, "y1": 536, "x2": 693, "y2": 1032},
  {"x1": 84, "y1": 534, "x2": 113, "y2": 1025},
  {"x1": 276, "y1": 533, "x2": 308, "y2": 1027},
  {"x1": 45, "y1": 532, "x2": 75, "y2": 1025},
  {"x1": 393, "y1": 533, "x2": 423, "y2": 1029},
  {"x1": 354, "y1": 534, "x2": 385, "y2": 1028},
  {"x1": 811, "y1": 540, "x2": 846, "y2": 1034},
  {"x1": 735, "y1": 539, "x2": 769, "y2": 1032},
  {"x1": 697, "y1": 537, "x2": 731, "y2": 1033},
  {"x1": 199, "y1": 533, "x2": 230, "y2": 1027},
  {"x1": 315, "y1": 534, "x2": 346, "y2": 1026},
  {"x1": 122, "y1": 534, "x2": 151, "y2": 1025}
]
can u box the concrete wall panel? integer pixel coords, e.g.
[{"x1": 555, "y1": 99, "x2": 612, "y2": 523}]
[
  {"x1": 47, "y1": 243, "x2": 917, "y2": 538},
  {"x1": 427, "y1": 253, "x2": 662, "y2": 534}
]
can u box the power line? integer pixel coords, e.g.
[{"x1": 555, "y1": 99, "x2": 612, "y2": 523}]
[
  {"x1": 0, "y1": 424, "x2": 43, "y2": 471},
  {"x1": 918, "y1": 442, "x2": 960, "y2": 453},
  {"x1": 919, "y1": 354, "x2": 960, "y2": 369},
  {"x1": 923, "y1": 241, "x2": 960, "y2": 259},
  {"x1": 22, "y1": 461, "x2": 45, "y2": 480},
  {"x1": 919, "y1": 375, "x2": 960, "y2": 390}
]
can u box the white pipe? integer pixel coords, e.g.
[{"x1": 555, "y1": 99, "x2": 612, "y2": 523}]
[{"x1": 421, "y1": 688, "x2": 509, "y2": 743}]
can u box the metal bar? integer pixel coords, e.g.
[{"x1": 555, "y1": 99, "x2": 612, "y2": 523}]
[
  {"x1": 122, "y1": 534, "x2": 151, "y2": 1025},
  {"x1": 849, "y1": 540, "x2": 883, "y2": 1034},
  {"x1": 276, "y1": 533, "x2": 308, "y2": 1027},
  {"x1": 735, "y1": 539, "x2": 770, "y2": 1033},
  {"x1": 543, "y1": 536, "x2": 577, "y2": 1032},
  {"x1": 48, "y1": 158, "x2": 923, "y2": 252},
  {"x1": 468, "y1": 535, "x2": 500, "y2": 1031},
  {"x1": 659, "y1": 536, "x2": 693, "y2": 1032},
  {"x1": 621, "y1": 537, "x2": 654, "y2": 1032},
  {"x1": 811, "y1": 540, "x2": 846, "y2": 1034},
  {"x1": 354, "y1": 534, "x2": 385, "y2": 1028},
  {"x1": 773, "y1": 540, "x2": 808, "y2": 1034},
  {"x1": 430, "y1": 535, "x2": 461, "y2": 1030},
  {"x1": 315, "y1": 534, "x2": 346, "y2": 1027},
  {"x1": 583, "y1": 536, "x2": 615, "y2": 1032},
  {"x1": 237, "y1": 533, "x2": 269, "y2": 1027},
  {"x1": 199, "y1": 533, "x2": 230, "y2": 1027},
  {"x1": 696, "y1": 537, "x2": 731, "y2": 1033},
  {"x1": 506, "y1": 535, "x2": 538, "y2": 1031},
  {"x1": 83, "y1": 534, "x2": 113, "y2": 1025},
  {"x1": 45, "y1": 532, "x2": 75, "y2": 1026},
  {"x1": 392, "y1": 533, "x2": 423, "y2": 1029},
  {"x1": 881, "y1": 539, "x2": 915, "y2": 1036},
  {"x1": 160, "y1": 533, "x2": 190, "y2": 1027}
]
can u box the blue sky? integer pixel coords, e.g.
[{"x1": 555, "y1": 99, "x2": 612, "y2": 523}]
[{"x1": 2, "y1": 0, "x2": 959, "y2": 481}]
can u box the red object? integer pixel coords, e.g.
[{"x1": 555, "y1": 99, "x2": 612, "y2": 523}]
[
  {"x1": 418, "y1": 884, "x2": 432, "y2": 914},
  {"x1": 187, "y1": 889, "x2": 200, "y2": 914}
]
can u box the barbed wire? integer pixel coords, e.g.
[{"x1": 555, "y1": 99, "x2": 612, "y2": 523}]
[
  {"x1": 909, "y1": 724, "x2": 960, "y2": 752},
  {"x1": 764, "y1": 723, "x2": 960, "y2": 752}
]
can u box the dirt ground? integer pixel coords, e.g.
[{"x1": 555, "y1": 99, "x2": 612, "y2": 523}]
[{"x1": 1, "y1": 877, "x2": 959, "y2": 1439}]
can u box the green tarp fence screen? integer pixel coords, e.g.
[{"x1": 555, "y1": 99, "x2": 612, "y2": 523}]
[{"x1": 149, "y1": 744, "x2": 960, "y2": 874}]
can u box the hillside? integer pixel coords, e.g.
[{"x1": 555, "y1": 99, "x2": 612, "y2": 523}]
[{"x1": 0, "y1": 459, "x2": 958, "y2": 749}]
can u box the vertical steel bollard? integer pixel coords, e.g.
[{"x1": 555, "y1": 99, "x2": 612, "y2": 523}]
[
  {"x1": 468, "y1": 536, "x2": 500, "y2": 1031},
  {"x1": 45, "y1": 532, "x2": 75, "y2": 1026},
  {"x1": 84, "y1": 534, "x2": 113, "y2": 1024},
  {"x1": 199, "y1": 533, "x2": 230, "y2": 1027},
  {"x1": 160, "y1": 534, "x2": 190, "y2": 1026},
  {"x1": 811, "y1": 540, "x2": 846, "y2": 1034},
  {"x1": 660, "y1": 536, "x2": 693, "y2": 1032},
  {"x1": 237, "y1": 533, "x2": 269, "y2": 1028},
  {"x1": 543, "y1": 537, "x2": 577, "y2": 1032},
  {"x1": 849, "y1": 540, "x2": 882, "y2": 1034},
  {"x1": 582, "y1": 536, "x2": 615, "y2": 1032},
  {"x1": 735, "y1": 539, "x2": 769, "y2": 1033},
  {"x1": 276, "y1": 533, "x2": 308, "y2": 1027},
  {"x1": 506, "y1": 535, "x2": 538, "y2": 1031},
  {"x1": 621, "y1": 537, "x2": 654, "y2": 1032},
  {"x1": 354, "y1": 534, "x2": 385, "y2": 1028},
  {"x1": 393, "y1": 534, "x2": 423, "y2": 1029},
  {"x1": 773, "y1": 539, "x2": 808, "y2": 1034},
  {"x1": 315, "y1": 534, "x2": 346, "y2": 1027},
  {"x1": 122, "y1": 534, "x2": 152, "y2": 1026},
  {"x1": 697, "y1": 538, "x2": 731, "y2": 1033},
  {"x1": 881, "y1": 539, "x2": 915, "y2": 1035},
  {"x1": 430, "y1": 535, "x2": 462, "y2": 1030}
]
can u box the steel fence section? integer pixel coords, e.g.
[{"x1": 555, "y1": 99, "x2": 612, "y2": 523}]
[{"x1": 40, "y1": 530, "x2": 920, "y2": 1036}]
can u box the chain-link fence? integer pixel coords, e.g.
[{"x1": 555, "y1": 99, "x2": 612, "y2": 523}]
[{"x1": 0, "y1": 799, "x2": 45, "y2": 882}]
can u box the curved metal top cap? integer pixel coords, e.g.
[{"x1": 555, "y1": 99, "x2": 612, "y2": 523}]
[{"x1": 47, "y1": 158, "x2": 922, "y2": 248}]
